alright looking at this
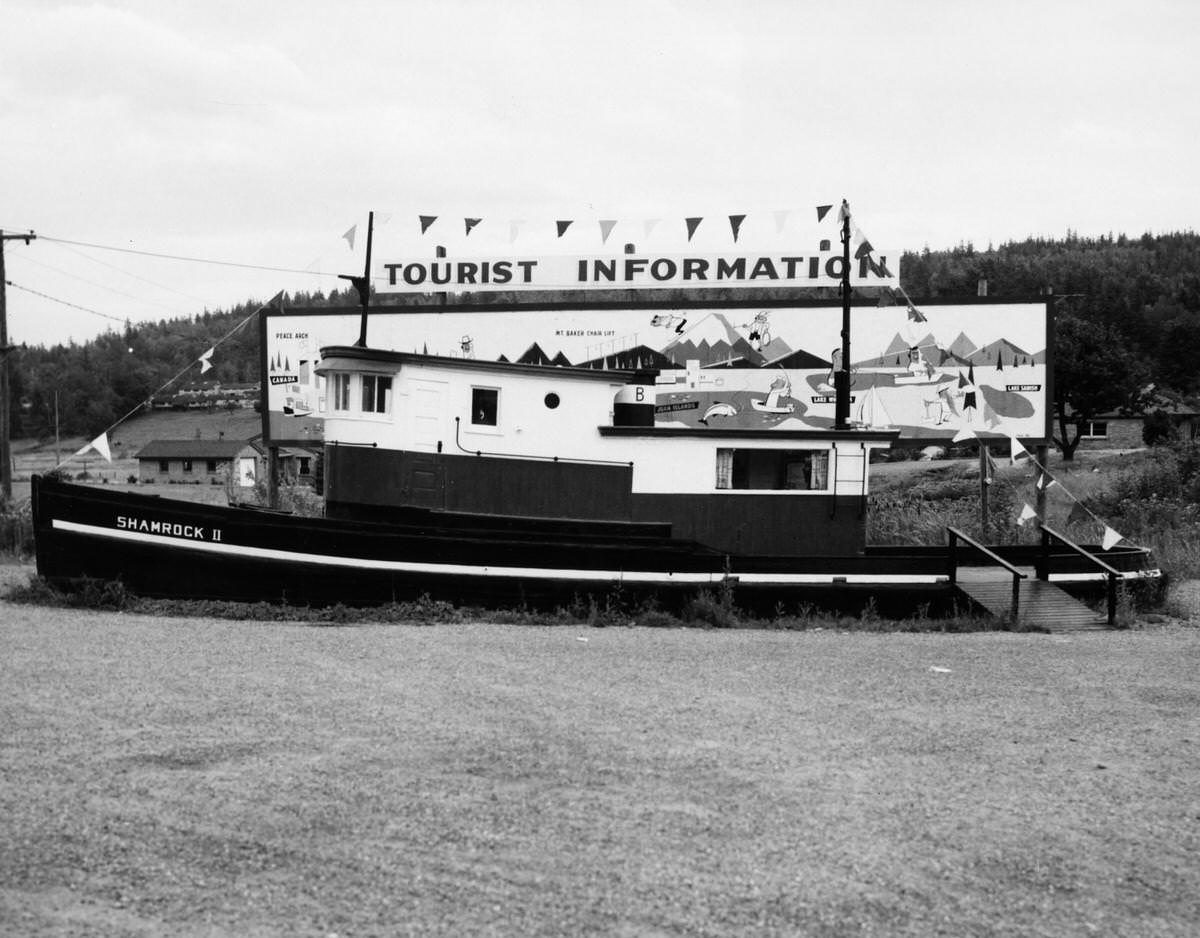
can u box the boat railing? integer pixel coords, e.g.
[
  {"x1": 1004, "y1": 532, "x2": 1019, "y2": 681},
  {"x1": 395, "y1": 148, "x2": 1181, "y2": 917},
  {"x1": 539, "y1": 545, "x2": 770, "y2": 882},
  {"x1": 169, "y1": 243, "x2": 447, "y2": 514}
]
[
  {"x1": 946, "y1": 526, "x2": 1027, "y2": 622},
  {"x1": 454, "y1": 417, "x2": 633, "y2": 467},
  {"x1": 1038, "y1": 524, "x2": 1122, "y2": 626}
]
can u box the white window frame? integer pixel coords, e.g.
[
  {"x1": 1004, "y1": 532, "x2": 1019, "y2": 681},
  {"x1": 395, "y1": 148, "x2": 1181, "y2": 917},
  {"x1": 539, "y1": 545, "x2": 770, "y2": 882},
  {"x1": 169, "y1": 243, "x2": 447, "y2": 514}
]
[
  {"x1": 713, "y1": 447, "x2": 832, "y2": 493},
  {"x1": 469, "y1": 386, "x2": 500, "y2": 430}
]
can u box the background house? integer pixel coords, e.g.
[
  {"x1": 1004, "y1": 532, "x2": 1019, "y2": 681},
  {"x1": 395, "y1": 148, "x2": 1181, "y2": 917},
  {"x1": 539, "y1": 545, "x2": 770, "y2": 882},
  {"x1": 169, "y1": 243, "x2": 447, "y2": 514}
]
[{"x1": 136, "y1": 439, "x2": 264, "y2": 486}]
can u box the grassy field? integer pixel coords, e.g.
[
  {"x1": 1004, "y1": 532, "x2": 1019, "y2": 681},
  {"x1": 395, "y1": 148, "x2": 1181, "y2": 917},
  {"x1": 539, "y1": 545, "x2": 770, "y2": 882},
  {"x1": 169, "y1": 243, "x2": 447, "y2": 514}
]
[{"x1": 2, "y1": 563, "x2": 1198, "y2": 937}]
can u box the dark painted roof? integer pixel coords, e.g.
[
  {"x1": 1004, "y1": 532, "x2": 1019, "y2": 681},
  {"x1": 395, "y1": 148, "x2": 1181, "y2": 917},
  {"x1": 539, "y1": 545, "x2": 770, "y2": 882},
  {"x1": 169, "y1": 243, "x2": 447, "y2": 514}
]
[{"x1": 135, "y1": 439, "x2": 261, "y2": 460}]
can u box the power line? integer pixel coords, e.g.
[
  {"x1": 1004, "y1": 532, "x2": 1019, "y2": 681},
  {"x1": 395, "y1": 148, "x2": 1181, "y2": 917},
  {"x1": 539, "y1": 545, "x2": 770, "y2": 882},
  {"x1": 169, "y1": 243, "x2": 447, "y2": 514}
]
[
  {"x1": 38, "y1": 234, "x2": 335, "y2": 277},
  {"x1": 10, "y1": 252, "x2": 196, "y2": 319}
]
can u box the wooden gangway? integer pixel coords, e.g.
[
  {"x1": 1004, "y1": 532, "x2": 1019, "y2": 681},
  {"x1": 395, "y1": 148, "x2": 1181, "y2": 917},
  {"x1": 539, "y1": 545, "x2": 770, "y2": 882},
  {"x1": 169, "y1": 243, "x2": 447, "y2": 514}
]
[
  {"x1": 948, "y1": 526, "x2": 1114, "y2": 632},
  {"x1": 953, "y1": 566, "x2": 1108, "y2": 631}
]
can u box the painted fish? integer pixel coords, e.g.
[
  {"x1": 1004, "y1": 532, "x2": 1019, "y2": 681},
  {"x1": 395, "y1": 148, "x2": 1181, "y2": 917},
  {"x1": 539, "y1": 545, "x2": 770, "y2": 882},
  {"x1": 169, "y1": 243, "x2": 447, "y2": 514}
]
[{"x1": 698, "y1": 402, "x2": 738, "y2": 425}]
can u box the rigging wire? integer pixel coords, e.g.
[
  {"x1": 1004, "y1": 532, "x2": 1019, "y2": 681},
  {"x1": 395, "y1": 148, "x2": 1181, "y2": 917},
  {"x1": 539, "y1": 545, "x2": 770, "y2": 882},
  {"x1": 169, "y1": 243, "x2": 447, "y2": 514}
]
[
  {"x1": 55, "y1": 309, "x2": 260, "y2": 472},
  {"x1": 5, "y1": 280, "x2": 132, "y2": 326}
]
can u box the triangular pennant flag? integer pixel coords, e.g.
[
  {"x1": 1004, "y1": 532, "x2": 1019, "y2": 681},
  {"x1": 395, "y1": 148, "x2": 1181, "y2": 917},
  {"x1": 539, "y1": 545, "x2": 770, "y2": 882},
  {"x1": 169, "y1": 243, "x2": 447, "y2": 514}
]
[
  {"x1": 876, "y1": 288, "x2": 896, "y2": 307},
  {"x1": 508, "y1": 219, "x2": 525, "y2": 243},
  {"x1": 958, "y1": 371, "x2": 969, "y2": 389},
  {"x1": 464, "y1": 218, "x2": 481, "y2": 236},
  {"x1": 907, "y1": 304, "x2": 928, "y2": 323},
  {"x1": 854, "y1": 239, "x2": 874, "y2": 259},
  {"x1": 342, "y1": 225, "x2": 356, "y2": 250},
  {"x1": 643, "y1": 218, "x2": 660, "y2": 238},
  {"x1": 198, "y1": 346, "x2": 215, "y2": 374},
  {"x1": 419, "y1": 215, "x2": 437, "y2": 234},
  {"x1": 1010, "y1": 436, "x2": 1029, "y2": 464},
  {"x1": 838, "y1": 200, "x2": 851, "y2": 223},
  {"x1": 952, "y1": 425, "x2": 975, "y2": 443},
  {"x1": 598, "y1": 219, "x2": 617, "y2": 244},
  {"x1": 685, "y1": 217, "x2": 703, "y2": 241},
  {"x1": 1035, "y1": 471, "x2": 1058, "y2": 491},
  {"x1": 1017, "y1": 503, "x2": 1038, "y2": 526},
  {"x1": 773, "y1": 210, "x2": 790, "y2": 233},
  {"x1": 375, "y1": 213, "x2": 392, "y2": 227},
  {"x1": 1102, "y1": 526, "x2": 1123, "y2": 550},
  {"x1": 815, "y1": 204, "x2": 833, "y2": 223},
  {"x1": 728, "y1": 214, "x2": 746, "y2": 242},
  {"x1": 76, "y1": 432, "x2": 112, "y2": 463},
  {"x1": 556, "y1": 220, "x2": 574, "y2": 238}
]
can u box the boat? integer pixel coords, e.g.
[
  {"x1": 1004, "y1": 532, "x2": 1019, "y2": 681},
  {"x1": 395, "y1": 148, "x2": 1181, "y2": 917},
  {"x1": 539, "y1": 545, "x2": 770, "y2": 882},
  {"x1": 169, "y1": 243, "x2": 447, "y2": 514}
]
[{"x1": 31, "y1": 344, "x2": 1158, "y2": 615}]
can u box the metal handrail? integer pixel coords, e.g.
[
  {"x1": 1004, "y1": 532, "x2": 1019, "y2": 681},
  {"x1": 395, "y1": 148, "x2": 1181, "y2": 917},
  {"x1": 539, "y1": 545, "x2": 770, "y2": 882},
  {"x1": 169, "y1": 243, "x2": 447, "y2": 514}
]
[
  {"x1": 947, "y1": 526, "x2": 1027, "y2": 622},
  {"x1": 1039, "y1": 524, "x2": 1121, "y2": 625}
]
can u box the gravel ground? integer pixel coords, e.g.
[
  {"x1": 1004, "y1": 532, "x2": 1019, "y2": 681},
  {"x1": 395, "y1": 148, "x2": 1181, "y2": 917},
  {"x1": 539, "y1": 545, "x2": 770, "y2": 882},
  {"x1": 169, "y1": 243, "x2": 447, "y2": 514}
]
[{"x1": 2, "y1": 561, "x2": 1199, "y2": 937}]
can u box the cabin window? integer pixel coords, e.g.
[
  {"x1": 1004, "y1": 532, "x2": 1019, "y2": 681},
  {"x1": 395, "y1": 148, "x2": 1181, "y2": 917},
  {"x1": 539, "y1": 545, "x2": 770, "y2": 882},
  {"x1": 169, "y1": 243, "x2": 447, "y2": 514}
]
[
  {"x1": 298, "y1": 457, "x2": 311, "y2": 476},
  {"x1": 158, "y1": 460, "x2": 169, "y2": 474},
  {"x1": 206, "y1": 459, "x2": 219, "y2": 473},
  {"x1": 332, "y1": 373, "x2": 352, "y2": 412},
  {"x1": 1079, "y1": 420, "x2": 1108, "y2": 439},
  {"x1": 182, "y1": 459, "x2": 193, "y2": 474},
  {"x1": 361, "y1": 375, "x2": 393, "y2": 414},
  {"x1": 471, "y1": 387, "x2": 499, "y2": 426},
  {"x1": 715, "y1": 449, "x2": 830, "y2": 491}
]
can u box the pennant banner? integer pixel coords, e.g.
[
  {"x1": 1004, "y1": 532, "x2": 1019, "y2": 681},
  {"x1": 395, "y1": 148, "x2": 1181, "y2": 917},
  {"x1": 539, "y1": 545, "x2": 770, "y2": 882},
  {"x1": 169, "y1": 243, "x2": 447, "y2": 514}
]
[
  {"x1": 198, "y1": 347, "x2": 215, "y2": 374},
  {"x1": 1017, "y1": 503, "x2": 1038, "y2": 526},
  {"x1": 1102, "y1": 526, "x2": 1123, "y2": 550},
  {"x1": 598, "y1": 219, "x2": 617, "y2": 244},
  {"x1": 342, "y1": 225, "x2": 356, "y2": 250},
  {"x1": 76, "y1": 432, "x2": 112, "y2": 463}
]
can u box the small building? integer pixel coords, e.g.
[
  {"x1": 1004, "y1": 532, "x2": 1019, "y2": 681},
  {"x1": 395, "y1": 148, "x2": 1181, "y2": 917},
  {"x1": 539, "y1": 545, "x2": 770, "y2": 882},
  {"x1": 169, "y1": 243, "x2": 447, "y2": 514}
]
[
  {"x1": 1067, "y1": 397, "x2": 1200, "y2": 451},
  {"x1": 136, "y1": 439, "x2": 264, "y2": 486}
]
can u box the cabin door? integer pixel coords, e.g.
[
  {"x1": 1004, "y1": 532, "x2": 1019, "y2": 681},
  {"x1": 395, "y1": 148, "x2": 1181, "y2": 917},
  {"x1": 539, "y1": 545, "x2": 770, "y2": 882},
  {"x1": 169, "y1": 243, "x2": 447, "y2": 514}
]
[{"x1": 404, "y1": 378, "x2": 448, "y2": 508}]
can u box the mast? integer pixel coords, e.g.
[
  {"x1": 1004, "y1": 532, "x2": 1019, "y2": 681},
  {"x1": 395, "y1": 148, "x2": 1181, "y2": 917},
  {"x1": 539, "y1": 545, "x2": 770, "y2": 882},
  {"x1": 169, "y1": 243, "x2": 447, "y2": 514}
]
[
  {"x1": 340, "y1": 211, "x2": 375, "y2": 348},
  {"x1": 834, "y1": 199, "x2": 852, "y2": 430}
]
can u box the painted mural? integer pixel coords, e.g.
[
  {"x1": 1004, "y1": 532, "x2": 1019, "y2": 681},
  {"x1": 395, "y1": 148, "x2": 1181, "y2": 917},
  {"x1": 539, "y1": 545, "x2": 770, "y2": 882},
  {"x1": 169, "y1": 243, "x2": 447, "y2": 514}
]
[{"x1": 265, "y1": 300, "x2": 1050, "y2": 444}]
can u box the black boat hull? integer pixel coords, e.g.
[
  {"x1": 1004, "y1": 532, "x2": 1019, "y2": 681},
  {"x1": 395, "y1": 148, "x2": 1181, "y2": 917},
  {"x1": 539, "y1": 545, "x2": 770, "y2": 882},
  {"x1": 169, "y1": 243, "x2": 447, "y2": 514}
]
[{"x1": 31, "y1": 476, "x2": 1159, "y2": 614}]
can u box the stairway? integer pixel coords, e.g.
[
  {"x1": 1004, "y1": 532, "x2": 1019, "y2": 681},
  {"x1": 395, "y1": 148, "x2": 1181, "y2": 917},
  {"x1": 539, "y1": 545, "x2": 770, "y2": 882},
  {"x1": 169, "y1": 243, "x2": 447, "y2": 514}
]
[{"x1": 954, "y1": 567, "x2": 1109, "y2": 632}]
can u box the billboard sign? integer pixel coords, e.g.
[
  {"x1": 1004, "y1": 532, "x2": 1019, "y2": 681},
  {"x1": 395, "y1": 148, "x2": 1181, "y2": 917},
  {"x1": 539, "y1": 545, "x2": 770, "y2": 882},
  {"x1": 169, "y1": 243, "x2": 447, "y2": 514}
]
[{"x1": 264, "y1": 298, "x2": 1051, "y2": 446}]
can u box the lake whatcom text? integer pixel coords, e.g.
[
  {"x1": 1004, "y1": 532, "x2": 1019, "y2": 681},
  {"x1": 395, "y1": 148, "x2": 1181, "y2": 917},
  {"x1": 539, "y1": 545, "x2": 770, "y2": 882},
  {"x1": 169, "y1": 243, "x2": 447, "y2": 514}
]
[{"x1": 117, "y1": 516, "x2": 223, "y2": 542}]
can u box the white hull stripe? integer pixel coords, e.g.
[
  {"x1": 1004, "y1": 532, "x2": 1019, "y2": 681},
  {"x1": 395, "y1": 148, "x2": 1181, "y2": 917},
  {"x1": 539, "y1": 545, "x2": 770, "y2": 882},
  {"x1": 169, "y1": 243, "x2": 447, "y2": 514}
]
[{"x1": 51, "y1": 519, "x2": 947, "y2": 586}]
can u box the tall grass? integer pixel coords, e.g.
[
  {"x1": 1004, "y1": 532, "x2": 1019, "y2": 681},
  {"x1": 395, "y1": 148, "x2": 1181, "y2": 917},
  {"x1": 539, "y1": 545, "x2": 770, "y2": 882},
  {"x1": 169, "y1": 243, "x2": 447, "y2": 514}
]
[
  {"x1": 0, "y1": 498, "x2": 34, "y2": 559},
  {"x1": 869, "y1": 444, "x2": 1200, "y2": 579}
]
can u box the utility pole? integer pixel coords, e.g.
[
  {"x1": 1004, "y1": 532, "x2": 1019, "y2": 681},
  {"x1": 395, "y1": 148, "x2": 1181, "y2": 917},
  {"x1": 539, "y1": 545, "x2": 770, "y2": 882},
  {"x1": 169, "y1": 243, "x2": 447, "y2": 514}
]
[
  {"x1": 834, "y1": 200, "x2": 852, "y2": 430},
  {"x1": 0, "y1": 229, "x2": 37, "y2": 504}
]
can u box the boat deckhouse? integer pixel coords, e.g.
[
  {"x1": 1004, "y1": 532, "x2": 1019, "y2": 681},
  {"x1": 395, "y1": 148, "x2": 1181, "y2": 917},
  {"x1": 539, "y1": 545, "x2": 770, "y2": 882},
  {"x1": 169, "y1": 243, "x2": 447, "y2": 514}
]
[{"x1": 316, "y1": 347, "x2": 898, "y2": 557}]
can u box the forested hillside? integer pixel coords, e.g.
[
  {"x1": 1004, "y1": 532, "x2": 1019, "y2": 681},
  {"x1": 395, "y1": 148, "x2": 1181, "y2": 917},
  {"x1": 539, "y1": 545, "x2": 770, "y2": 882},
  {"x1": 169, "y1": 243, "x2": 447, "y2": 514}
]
[{"x1": 8, "y1": 231, "x2": 1199, "y2": 441}]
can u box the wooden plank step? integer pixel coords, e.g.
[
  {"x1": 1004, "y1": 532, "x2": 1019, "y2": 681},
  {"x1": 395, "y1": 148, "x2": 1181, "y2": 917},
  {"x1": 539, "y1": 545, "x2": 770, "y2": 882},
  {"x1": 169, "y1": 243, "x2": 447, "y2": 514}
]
[{"x1": 955, "y1": 577, "x2": 1108, "y2": 632}]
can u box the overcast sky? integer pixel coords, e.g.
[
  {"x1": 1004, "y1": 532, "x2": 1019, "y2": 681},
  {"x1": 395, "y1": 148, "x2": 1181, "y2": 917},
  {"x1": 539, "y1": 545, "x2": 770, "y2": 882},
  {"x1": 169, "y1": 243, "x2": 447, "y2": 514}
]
[{"x1": 2, "y1": 0, "x2": 1197, "y2": 348}]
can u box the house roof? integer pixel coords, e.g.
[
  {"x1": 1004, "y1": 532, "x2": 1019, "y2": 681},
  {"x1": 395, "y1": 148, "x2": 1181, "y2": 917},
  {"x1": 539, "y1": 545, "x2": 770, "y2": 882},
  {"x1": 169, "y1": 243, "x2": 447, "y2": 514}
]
[{"x1": 136, "y1": 439, "x2": 262, "y2": 460}]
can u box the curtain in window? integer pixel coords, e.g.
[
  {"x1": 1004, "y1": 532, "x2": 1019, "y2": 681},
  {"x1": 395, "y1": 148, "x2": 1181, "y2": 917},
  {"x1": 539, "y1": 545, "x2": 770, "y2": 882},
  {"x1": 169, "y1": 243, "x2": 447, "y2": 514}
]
[
  {"x1": 715, "y1": 449, "x2": 733, "y2": 489},
  {"x1": 810, "y1": 452, "x2": 829, "y2": 489}
]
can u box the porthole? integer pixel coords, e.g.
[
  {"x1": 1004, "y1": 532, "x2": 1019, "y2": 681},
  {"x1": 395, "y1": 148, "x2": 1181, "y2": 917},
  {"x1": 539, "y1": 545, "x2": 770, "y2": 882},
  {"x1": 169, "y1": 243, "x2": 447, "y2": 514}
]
[{"x1": 544, "y1": 392, "x2": 560, "y2": 409}]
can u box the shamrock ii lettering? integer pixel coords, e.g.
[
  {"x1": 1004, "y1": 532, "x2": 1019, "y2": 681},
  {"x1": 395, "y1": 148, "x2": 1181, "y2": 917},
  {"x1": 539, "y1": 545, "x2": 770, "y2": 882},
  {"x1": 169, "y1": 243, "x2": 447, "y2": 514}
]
[{"x1": 117, "y1": 516, "x2": 222, "y2": 542}]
